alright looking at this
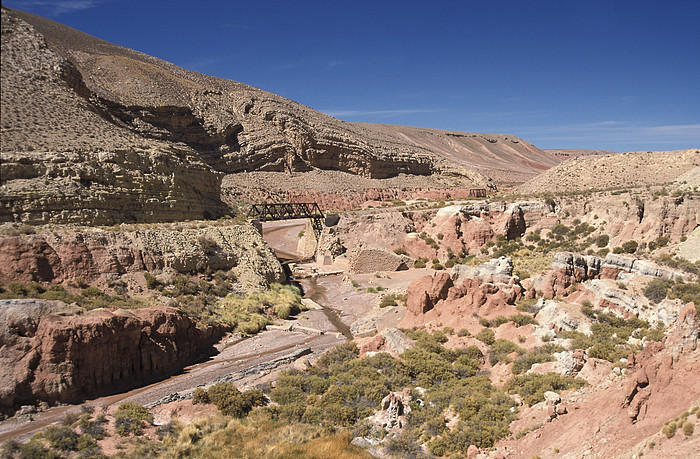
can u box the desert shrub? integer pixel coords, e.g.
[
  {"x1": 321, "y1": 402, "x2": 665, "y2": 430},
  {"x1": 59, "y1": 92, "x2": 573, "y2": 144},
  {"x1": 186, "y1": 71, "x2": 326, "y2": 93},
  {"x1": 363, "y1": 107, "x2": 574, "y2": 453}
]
[
  {"x1": 512, "y1": 343, "x2": 566, "y2": 374},
  {"x1": 385, "y1": 432, "x2": 424, "y2": 457},
  {"x1": 595, "y1": 234, "x2": 609, "y2": 247},
  {"x1": 510, "y1": 313, "x2": 538, "y2": 327},
  {"x1": 144, "y1": 271, "x2": 161, "y2": 290},
  {"x1": 479, "y1": 317, "x2": 491, "y2": 327},
  {"x1": 75, "y1": 434, "x2": 98, "y2": 452},
  {"x1": 81, "y1": 286, "x2": 104, "y2": 298},
  {"x1": 489, "y1": 339, "x2": 524, "y2": 365},
  {"x1": 621, "y1": 240, "x2": 638, "y2": 254},
  {"x1": 682, "y1": 421, "x2": 694, "y2": 436},
  {"x1": 516, "y1": 298, "x2": 539, "y2": 314},
  {"x1": 432, "y1": 262, "x2": 445, "y2": 270},
  {"x1": 365, "y1": 287, "x2": 377, "y2": 294},
  {"x1": 669, "y1": 280, "x2": 700, "y2": 305},
  {"x1": 476, "y1": 328, "x2": 495, "y2": 345},
  {"x1": 81, "y1": 419, "x2": 107, "y2": 440},
  {"x1": 457, "y1": 328, "x2": 470, "y2": 337},
  {"x1": 3, "y1": 440, "x2": 60, "y2": 459},
  {"x1": 505, "y1": 373, "x2": 586, "y2": 406},
  {"x1": 413, "y1": 260, "x2": 426, "y2": 268},
  {"x1": 663, "y1": 421, "x2": 677, "y2": 438},
  {"x1": 393, "y1": 247, "x2": 408, "y2": 255},
  {"x1": 44, "y1": 425, "x2": 80, "y2": 451},
  {"x1": 115, "y1": 402, "x2": 153, "y2": 436},
  {"x1": 192, "y1": 387, "x2": 209, "y2": 404},
  {"x1": 643, "y1": 278, "x2": 674, "y2": 304},
  {"x1": 445, "y1": 259, "x2": 455, "y2": 268},
  {"x1": 491, "y1": 315, "x2": 509, "y2": 327}
]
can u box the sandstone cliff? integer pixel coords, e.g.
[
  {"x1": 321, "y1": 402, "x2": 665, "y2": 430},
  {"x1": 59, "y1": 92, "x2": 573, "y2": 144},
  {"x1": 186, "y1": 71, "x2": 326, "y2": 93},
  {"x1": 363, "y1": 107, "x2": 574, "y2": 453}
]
[{"x1": 0, "y1": 299, "x2": 227, "y2": 415}]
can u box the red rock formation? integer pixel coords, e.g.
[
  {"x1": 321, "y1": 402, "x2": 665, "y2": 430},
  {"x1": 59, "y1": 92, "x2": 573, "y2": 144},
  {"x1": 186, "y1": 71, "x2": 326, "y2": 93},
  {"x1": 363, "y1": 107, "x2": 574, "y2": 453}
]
[
  {"x1": 406, "y1": 272, "x2": 453, "y2": 315},
  {"x1": 0, "y1": 300, "x2": 226, "y2": 414},
  {"x1": 403, "y1": 266, "x2": 524, "y2": 330}
]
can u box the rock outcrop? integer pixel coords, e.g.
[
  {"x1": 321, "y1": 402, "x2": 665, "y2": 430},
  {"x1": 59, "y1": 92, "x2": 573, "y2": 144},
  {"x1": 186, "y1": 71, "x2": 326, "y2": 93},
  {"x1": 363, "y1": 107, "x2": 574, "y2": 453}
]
[
  {"x1": 0, "y1": 299, "x2": 227, "y2": 415},
  {"x1": 533, "y1": 251, "x2": 689, "y2": 298},
  {"x1": 406, "y1": 272, "x2": 453, "y2": 315},
  {"x1": 0, "y1": 224, "x2": 284, "y2": 289},
  {"x1": 403, "y1": 258, "x2": 524, "y2": 327}
]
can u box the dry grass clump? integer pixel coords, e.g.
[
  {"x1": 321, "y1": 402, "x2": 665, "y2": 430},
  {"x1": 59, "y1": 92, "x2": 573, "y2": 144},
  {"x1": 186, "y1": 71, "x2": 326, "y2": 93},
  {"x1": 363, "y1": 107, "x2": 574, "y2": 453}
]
[
  {"x1": 214, "y1": 283, "x2": 305, "y2": 334},
  {"x1": 159, "y1": 414, "x2": 370, "y2": 458}
]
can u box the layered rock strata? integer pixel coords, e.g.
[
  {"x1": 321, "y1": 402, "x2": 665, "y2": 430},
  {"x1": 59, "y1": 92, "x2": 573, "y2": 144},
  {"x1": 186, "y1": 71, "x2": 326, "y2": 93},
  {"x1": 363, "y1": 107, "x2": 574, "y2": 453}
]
[
  {"x1": 0, "y1": 224, "x2": 284, "y2": 288},
  {"x1": 533, "y1": 251, "x2": 689, "y2": 299}
]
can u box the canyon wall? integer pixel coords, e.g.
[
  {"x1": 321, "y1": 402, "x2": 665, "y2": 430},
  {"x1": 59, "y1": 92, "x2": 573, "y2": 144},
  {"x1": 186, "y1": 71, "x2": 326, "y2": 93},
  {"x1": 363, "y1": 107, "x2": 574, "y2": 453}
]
[
  {"x1": 0, "y1": 300, "x2": 227, "y2": 415},
  {"x1": 0, "y1": 224, "x2": 284, "y2": 289}
]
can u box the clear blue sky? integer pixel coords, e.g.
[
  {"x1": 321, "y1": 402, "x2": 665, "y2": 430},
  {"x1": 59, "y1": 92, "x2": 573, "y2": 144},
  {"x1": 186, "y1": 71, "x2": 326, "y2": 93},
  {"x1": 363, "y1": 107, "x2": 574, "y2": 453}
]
[{"x1": 5, "y1": 0, "x2": 700, "y2": 152}]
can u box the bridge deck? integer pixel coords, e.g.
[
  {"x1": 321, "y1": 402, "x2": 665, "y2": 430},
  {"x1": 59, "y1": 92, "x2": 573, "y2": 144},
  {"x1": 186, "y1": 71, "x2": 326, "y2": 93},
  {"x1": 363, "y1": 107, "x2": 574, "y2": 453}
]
[{"x1": 246, "y1": 202, "x2": 324, "y2": 222}]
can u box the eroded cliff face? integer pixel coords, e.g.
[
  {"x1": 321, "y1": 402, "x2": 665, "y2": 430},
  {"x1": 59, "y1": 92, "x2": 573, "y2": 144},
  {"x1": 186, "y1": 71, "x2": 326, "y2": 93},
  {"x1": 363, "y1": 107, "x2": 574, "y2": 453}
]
[
  {"x1": 0, "y1": 300, "x2": 227, "y2": 415},
  {"x1": 0, "y1": 9, "x2": 229, "y2": 225},
  {"x1": 0, "y1": 224, "x2": 285, "y2": 289}
]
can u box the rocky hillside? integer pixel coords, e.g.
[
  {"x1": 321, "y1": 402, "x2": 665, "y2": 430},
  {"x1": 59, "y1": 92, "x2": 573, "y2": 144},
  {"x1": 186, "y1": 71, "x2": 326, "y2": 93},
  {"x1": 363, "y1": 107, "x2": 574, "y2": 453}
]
[
  {"x1": 1, "y1": 7, "x2": 559, "y2": 224},
  {"x1": 517, "y1": 149, "x2": 700, "y2": 194},
  {"x1": 354, "y1": 124, "x2": 560, "y2": 183}
]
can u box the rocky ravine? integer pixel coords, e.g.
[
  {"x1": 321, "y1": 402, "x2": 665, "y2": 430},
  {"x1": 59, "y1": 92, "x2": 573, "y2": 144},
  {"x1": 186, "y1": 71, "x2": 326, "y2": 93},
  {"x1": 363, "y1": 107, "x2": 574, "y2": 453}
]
[
  {"x1": 1, "y1": 7, "x2": 559, "y2": 225},
  {"x1": 0, "y1": 299, "x2": 227, "y2": 416}
]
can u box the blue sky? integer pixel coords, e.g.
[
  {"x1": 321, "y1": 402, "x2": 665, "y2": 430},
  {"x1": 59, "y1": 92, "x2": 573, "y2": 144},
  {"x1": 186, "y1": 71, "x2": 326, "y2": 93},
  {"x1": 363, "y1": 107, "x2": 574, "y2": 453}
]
[{"x1": 5, "y1": 0, "x2": 700, "y2": 152}]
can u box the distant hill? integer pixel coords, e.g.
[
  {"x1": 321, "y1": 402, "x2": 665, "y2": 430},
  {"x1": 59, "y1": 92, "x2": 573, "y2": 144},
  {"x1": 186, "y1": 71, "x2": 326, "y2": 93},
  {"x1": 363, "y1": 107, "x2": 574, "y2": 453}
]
[
  {"x1": 545, "y1": 149, "x2": 617, "y2": 158},
  {"x1": 517, "y1": 149, "x2": 700, "y2": 194},
  {"x1": 2, "y1": 7, "x2": 560, "y2": 224}
]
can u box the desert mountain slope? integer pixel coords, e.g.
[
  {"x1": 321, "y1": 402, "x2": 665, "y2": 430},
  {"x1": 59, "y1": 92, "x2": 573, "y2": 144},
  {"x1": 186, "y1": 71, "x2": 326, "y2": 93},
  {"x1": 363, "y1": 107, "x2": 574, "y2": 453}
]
[
  {"x1": 2, "y1": 7, "x2": 560, "y2": 224},
  {"x1": 517, "y1": 149, "x2": 700, "y2": 194},
  {"x1": 356, "y1": 123, "x2": 560, "y2": 183}
]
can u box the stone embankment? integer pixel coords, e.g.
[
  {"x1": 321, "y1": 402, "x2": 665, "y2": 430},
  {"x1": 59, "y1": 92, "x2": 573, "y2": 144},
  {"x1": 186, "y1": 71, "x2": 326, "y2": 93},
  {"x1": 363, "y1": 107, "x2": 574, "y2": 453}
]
[
  {"x1": 0, "y1": 299, "x2": 227, "y2": 416},
  {"x1": 0, "y1": 224, "x2": 284, "y2": 288}
]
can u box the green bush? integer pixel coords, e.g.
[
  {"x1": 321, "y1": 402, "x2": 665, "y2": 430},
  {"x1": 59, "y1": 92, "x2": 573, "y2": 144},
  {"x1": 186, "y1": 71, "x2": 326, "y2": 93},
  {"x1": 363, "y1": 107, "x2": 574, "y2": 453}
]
[
  {"x1": 413, "y1": 260, "x2": 426, "y2": 268},
  {"x1": 114, "y1": 402, "x2": 153, "y2": 436},
  {"x1": 44, "y1": 425, "x2": 79, "y2": 451},
  {"x1": 505, "y1": 373, "x2": 586, "y2": 406},
  {"x1": 643, "y1": 278, "x2": 674, "y2": 304},
  {"x1": 393, "y1": 247, "x2": 408, "y2": 255},
  {"x1": 476, "y1": 328, "x2": 495, "y2": 345},
  {"x1": 489, "y1": 339, "x2": 524, "y2": 366}
]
